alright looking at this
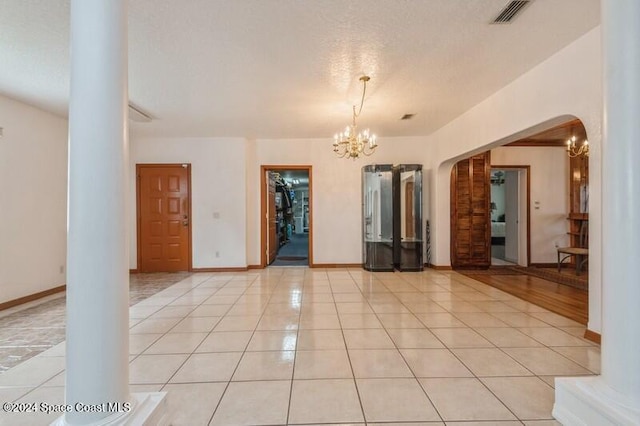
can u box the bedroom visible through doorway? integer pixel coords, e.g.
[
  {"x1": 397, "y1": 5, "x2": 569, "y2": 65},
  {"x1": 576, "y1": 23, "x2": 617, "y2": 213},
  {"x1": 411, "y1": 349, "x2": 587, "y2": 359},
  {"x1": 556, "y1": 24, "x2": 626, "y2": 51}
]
[{"x1": 490, "y1": 167, "x2": 529, "y2": 266}]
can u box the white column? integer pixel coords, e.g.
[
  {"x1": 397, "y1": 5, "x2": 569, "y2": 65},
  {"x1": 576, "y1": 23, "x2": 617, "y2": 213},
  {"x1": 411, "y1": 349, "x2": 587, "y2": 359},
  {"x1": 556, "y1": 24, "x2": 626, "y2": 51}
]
[
  {"x1": 600, "y1": 0, "x2": 640, "y2": 401},
  {"x1": 553, "y1": 1, "x2": 640, "y2": 424},
  {"x1": 55, "y1": 1, "x2": 167, "y2": 425},
  {"x1": 64, "y1": 0, "x2": 130, "y2": 424}
]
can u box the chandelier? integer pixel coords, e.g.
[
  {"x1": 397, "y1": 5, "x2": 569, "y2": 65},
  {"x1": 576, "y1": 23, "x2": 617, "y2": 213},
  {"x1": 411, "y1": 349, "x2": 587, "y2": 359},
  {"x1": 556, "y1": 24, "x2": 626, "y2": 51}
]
[
  {"x1": 333, "y1": 76, "x2": 378, "y2": 159},
  {"x1": 566, "y1": 135, "x2": 589, "y2": 157}
]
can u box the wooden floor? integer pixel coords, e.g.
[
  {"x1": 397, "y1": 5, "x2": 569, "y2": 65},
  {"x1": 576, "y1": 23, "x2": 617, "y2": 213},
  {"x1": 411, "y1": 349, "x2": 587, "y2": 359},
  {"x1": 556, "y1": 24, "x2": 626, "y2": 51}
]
[{"x1": 461, "y1": 272, "x2": 588, "y2": 325}]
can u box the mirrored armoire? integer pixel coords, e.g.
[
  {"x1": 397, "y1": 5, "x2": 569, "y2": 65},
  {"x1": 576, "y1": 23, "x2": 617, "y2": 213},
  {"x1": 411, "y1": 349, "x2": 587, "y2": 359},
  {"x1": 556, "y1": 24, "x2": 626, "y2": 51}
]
[{"x1": 362, "y1": 164, "x2": 423, "y2": 272}]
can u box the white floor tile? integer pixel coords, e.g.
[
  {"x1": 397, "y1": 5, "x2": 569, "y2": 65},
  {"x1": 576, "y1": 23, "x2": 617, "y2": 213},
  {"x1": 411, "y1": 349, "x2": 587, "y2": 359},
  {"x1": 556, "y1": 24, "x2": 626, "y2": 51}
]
[
  {"x1": 246, "y1": 330, "x2": 297, "y2": 351},
  {"x1": 296, "y1": 329, "x2": 346, "y2": 350},
  {"x1": 502, "y1": 347, "x2": 592, "y2": 376},
  {"x1": 294, "y1": 349, "x2": 353, "y2": 379},
  {"x1": 143, "y1": 332, "x2": 207, "y2": 354},
  {"x1": 0, "y1": 268, "x2": 601, "y2": 426},
  {"x1": 210, "y1": 380, "x2": 291, "y2": 426},
  {"x1": 289, "y1": 379, "x2": 364, "y2": 424},
  {"x1": 401, "y1": 349, "x2": 473, "y2": 378},
  {"x1": 232, "y1": 350, "x2": 294, "y2": 381},
  {"x1": 343, "y1": 329, "x2": 395, "y2": 349},
  {"x1": 0, "y1": 356, "x2": 65, "y2": 387},
  {"x1": 420, "y1": 378, "x2": 516, "y2": 421},
  {"x1": 481, "y1": 377, "x2": 556, "y2": 420},
  {"x1": 170, "y1": 352, "x2": 242, "y2": 383},
  {"x1": 349, "y1": 349, "x2": 413, "y2": 378},
  {"x1": 386, "y1": 328, "x2": 445, "y2": 349},
  {"x1": 357, "y1": 378, "x2": 440, "y2": 422},
  {"x1": 196, "y1": 331, "x2": 253, "y2": 352},
  {"x1": 452, "y1": 348, "x2": 533, "y2": 377},
  {"x1": 163, "y1": 382, "x2": 226, "y2": 426},
  {"x1": 129, "y1": 354, "x2": 188, "y2": 384}
]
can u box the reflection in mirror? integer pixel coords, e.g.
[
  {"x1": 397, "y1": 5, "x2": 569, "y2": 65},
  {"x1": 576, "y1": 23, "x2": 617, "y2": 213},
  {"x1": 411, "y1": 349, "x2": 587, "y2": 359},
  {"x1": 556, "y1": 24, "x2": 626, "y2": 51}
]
[
  {"x1": 394, "y1": 165, "x2": 423, "y2": 271},
  {"x1": 362, "y1": 165, "x2": 394, "y2": 271}
]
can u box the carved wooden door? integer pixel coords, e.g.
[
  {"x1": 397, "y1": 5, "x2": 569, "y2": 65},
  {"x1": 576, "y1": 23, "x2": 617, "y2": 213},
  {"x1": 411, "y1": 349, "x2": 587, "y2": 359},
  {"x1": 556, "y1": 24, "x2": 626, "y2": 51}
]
[{"x1": 450, "y1": 152, "x2": 491, "y2": 268}]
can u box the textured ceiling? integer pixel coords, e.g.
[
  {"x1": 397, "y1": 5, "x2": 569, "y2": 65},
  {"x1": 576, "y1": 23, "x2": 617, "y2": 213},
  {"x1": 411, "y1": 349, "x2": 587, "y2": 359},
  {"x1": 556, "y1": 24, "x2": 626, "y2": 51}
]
[{"x1": 0, "y1": 0, "x2": 600, "y2": 139}]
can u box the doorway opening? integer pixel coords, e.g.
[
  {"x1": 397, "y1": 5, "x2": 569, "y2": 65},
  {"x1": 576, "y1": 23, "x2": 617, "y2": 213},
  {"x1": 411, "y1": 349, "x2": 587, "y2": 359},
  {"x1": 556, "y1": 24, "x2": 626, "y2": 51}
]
[
  {"x1": 490, "y1": 166, "x2": 530, "y2": 266},
  {"x1": 260, "y1": 165, "x2": 312, "y2": 267},
  {"x1": 136, "y1": 163, "x2": 192, "y2": 272}
]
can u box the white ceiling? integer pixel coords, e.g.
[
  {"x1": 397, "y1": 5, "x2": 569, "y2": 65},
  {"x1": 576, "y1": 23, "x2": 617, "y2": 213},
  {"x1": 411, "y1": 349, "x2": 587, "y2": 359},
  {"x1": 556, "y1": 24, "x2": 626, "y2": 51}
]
[{"x1": 0, "y1": 0, "x2": 600, "y2": 139}]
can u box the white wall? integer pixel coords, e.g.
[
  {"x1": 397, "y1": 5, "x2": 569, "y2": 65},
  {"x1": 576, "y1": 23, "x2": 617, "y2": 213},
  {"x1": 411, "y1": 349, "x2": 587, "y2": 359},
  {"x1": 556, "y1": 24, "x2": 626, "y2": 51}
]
[
  {"x1": 491, "y1": 146, "x2": 568, "y2": 263},
  {"x1": 0, "y1": 95, "x2": 68, "y2": 304},
  {"x1": 247, "y1": 136, "x2": 430, "y2": 266},
  {"x1": 127, "y1": 29, "x2": 604, "y2": 334},
  {"x1": 130, "y1": 137, "x2": 247, "y2": 269},
  {"x1": 248, "y1": 137, "x2": 430, "y2": 264},
  {"x1": 427, "y1": 27, "x2": 602, "y2": 332},
  {"x1": 130, "y1": 135, "x2": 430, "y2": 269}
]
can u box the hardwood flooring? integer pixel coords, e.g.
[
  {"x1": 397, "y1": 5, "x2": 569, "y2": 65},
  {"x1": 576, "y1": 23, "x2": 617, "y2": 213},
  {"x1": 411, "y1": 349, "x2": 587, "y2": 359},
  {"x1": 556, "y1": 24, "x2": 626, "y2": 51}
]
[{"x1": 461, "y1": 271, "x2": 588, "y2": 325}]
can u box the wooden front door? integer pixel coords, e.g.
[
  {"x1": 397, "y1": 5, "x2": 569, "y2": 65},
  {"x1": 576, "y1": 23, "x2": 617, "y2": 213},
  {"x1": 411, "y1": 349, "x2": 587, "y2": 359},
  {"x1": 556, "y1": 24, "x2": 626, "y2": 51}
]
[
  {"x1": 450, "y1": 152, "x2": 491, "y2": 268},
  {"x1": 267, "y1": 171, "x2": 277, "y2": 265},
  {"x1": 137, "y1": 164, "x2": 191, "y2": 272}
]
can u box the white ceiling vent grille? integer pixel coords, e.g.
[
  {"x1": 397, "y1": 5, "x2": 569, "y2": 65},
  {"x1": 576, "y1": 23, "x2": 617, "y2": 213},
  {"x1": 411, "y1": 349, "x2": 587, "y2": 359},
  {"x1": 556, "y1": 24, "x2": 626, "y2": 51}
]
[{"x1": 492, "y1": 1, "x2": 531, "y2": 24}]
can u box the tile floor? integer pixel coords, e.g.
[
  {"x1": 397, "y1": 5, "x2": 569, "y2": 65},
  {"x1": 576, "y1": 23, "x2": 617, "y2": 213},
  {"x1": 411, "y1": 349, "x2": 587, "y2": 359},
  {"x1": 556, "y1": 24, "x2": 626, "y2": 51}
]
[
  {"x1": 0, "y1": 272, "x2": 191, "y2": 373},
  {"x1": 0, "y1": 268, "x2": 600, "y2": 425}
]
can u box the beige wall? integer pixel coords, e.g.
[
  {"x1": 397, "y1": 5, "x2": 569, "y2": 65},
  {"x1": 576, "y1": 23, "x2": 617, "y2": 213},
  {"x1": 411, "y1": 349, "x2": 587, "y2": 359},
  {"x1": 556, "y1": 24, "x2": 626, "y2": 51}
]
[
  {"x1": 491, "y1": 146, "x2": 569, "y2": 264},
  {"x1": 427, "y1": 27, "x2": 602, "y2": 332},
  {"x1": 2, "y1": 28, "x2": 603, "y2": 335},
  {"x1": 247, "y1": 136, "x2": 430, "y2": 266},
  {"x1": 0, "y1": 95, "x2": 68, "y2": 304},
  {"x1": 129, "y1": 137, "x2": 248, "y2": 269}
]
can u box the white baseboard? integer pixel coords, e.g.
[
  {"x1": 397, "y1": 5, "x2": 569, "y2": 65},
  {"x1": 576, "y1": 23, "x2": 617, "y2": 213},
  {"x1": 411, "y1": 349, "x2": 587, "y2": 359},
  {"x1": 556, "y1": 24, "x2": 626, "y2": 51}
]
[{"x1": 554, "y1": 376, "x2": 640, "y2": 426}]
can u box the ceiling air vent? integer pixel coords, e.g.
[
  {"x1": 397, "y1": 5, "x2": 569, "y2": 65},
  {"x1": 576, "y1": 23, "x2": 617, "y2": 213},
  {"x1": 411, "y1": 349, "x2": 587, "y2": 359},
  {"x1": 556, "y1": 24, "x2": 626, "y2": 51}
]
[{"x1": 492, "y1": 0, "x2": 531, "y2": 24}]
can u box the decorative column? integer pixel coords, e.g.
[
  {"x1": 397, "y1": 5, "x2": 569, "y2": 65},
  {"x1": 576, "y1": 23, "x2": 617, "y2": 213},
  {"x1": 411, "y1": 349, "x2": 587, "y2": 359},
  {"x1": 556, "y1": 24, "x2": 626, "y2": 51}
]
[
  {"x1": 54, "y1": 0, "x2": 167, "y2": 424},
  {"x1": 553, "y1": 0, "x2": 640, "y2": 424}
]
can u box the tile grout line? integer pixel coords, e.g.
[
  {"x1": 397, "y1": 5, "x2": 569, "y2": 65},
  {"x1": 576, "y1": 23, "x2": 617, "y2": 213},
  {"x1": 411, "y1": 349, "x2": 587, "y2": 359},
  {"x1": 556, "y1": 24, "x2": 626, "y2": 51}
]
[
  {"x1": 205, "y1": 272, "x2": 276, "y2": 426},
  {"x1": 284, "y1": 268, "x2": 310, "y2": 425}
]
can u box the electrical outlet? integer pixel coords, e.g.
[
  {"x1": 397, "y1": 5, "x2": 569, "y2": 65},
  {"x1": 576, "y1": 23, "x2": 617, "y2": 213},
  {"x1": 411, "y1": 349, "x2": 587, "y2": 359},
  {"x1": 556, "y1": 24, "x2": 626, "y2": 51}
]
[
  {"x1": 59, "y1": 265, "x2": 65, "y2": 274},
  {"x1": 215, "y1": 251, "x2": 220, "y2": 258}
]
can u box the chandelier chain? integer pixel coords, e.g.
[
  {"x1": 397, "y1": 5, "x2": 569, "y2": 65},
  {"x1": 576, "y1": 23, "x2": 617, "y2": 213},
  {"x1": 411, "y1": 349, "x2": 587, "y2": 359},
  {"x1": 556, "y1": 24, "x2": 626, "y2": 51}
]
[{"x1": 354, "y1": 77, "x2": 368, "y2": 119}]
